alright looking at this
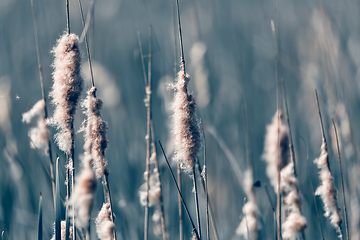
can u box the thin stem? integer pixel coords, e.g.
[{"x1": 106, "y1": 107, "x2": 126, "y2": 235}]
[
  {"x1": 315, "y1": 90, "x2": 331, "y2": 171},
  {"x1": 137, "y1": 32, "x2": 147, "y2": 87},
  {"x1": 196, "y1": 162, "x2": 220, "y2": 240},
  {"x1": 193, "y1": 166, "x2": 201, "y2": 239},
  {"x1": 281, "y1": 79, "x2": 297, "y2": 176},
  {"x1": 332, "y1": 120, "x2": 349, "y2": 240},
  {"x1": 144, "y1": 26, "x2": 152, "y2": 240},
  {"x1": 30, "y1": 0, "x2": 55, "y2": 210},
  {"x1": 175, "y1": 0, "x2": 185, "y2": 73},
  {"x1": 151, "y1": 123, "x2": 168, "y2": 240},
  {"x1": 300, "y1": 136, "x2": 325, "y2": 240},
  {"x1": 102, "y1": 173, "x2": 117, "y2": 240},
  {"x1": 77, "y1": 0, "x2": 95, "y2": 87},
  {"x1": 178, "y1": 164, "x2": 183, "y2": 240},
  {"x1": 272, "y1": 12, "x2": 281, "y2": 239},
  {"x1": 158, "y1": 140, "x2": 200, "y2": 240},
  {"x1": 66, "y1": 0, "x2": 70, "y2": 34},
  {"x1": 201, "y1": 127, "x2": 209, "y2": 240}
]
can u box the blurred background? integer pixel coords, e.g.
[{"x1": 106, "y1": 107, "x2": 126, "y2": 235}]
[{"x1": 0, "y1": 0, "x2": 360, "y2": 239}]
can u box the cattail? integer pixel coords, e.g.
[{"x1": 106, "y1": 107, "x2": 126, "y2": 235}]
[
  {"x1": 82, "y1": 86, "x2": 108, "y2": 177},
  {"x1": 262, "y1": 111, "x2": 290, "y2": 191},
  {"x1": 22, "y1": 99, "x2": 49, "y2": 154},
  {"x1": 314, "y1": 142, "x2": 342, "y2": 236},
  {"x1": 50, "y1": 220, "x2": 73, "y2": 240},
  {"x1": 68, "y1": 153, "x2": 97, "y2": 230},
  {"x1": 48, "y1": 33, "x2": 83, "y2": 154},
  {"x1": 96, "y1": 203, "x2": 116, "y2": 240},
  {"x1": 139, "y1": 168, "x2": 161, "y2": 207},
  {"x1": 171, "y1": 70, "x2": 202, "y2": 173},
  {"x1": 236, "y1": 170, "x2": 260, "y2": 240},
  {"x1": 281, "y1": 162, "x2": 307, "y2": 239}
]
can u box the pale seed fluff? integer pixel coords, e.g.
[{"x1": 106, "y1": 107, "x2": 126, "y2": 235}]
[
  {"x1": 236, "y1": 170, "x2": 260, "y2": 240},
  {"x1": 171, "y1": 70, "x2": 202, "y2": 173},
  {"x1": 281, "y1": 162, "x2": 307, "y2": 239},
  {"x1": 96, "y1": 203, "x2": 115, "y2": 240},
  {"x1": 314, "y1": 142, "x2": 342, "y2": 236},
  {"x1": 262, "y1": 111, "x2": 290, "y2": 191},
  {"x1": 139, "y1": 168, "x2": 161, "y2": 207},
  {"x1": 22, "y1": 99, "x2": 49, "y2": 154},
  {"x1": 50, "y1": 220, "x2": 73, "y2": 240},
  {"x1": 68, "y1": 153, "x2": 97, "y2": 230},
  {"x1": 48, "y1": 33, "x2": 84, "y2": 154},
  {"x1": 82, "y1": 86, "x2": 108, "y2": 177}
]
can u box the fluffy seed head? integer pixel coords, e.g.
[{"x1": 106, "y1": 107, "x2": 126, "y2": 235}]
[
  {"x1": 48, "y1": 33, "x2": 84, "y2": 154},
  {"x1": 22, "y1": 99, "x2": 49, "y2": 154},
  {"x1": 68, "y1": 153, "x2": 97, "y2": 230},
  {"x1": 262, "y1": 111, "x2": 290, "y2": 190},
  {"x1": 236, "y1": 170, "x2": 260, "y2": 239},
  {"x1": 314, "y1": 142, "x2": 342, "y2": 234},
  {"x1": 171, "y1": 70, "x2": 202, "y2": 173},
  {"x1": 281, "y1": 162, "x2": 307, "y2": 238},
  {"x1": 96, "y1": 203, "x2": 115, "y2": 240},
  {"x1": 82, "y1": 86, "x2": 108, "y2": 177},
  {"x1": 139, "y1": 169, "x2": 161, "y2": 207}
]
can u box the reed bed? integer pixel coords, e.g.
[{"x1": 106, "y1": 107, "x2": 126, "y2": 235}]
[{"x1": 1, "y1": 1, "x2": 360, "y2": 240}]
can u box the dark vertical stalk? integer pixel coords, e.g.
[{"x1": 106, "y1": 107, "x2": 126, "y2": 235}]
[
  {"x1": 332, "y1": 120, "x2": 349, "y2": 240},
  {"x1": 192, "y1": 166, "x2": 201, "y2": 239},
  {"x1": 151, "y1": 123, "x2": 168, "y2": 240},
  {"x1": 38, "y1": 193, "x2": 43, "y2": 240},
  {"x1": 158, "y1": 141, "x2": 200, "y2": 240},
  {"x1": 144, "y1": 26, "x2": 152, "y2": 240}
]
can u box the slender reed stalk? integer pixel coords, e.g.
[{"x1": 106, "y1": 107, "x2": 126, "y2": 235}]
[
  {"x1": 38, "y1": 193, "x2": 43, "y2": 240},
  {"x1": 158, "y1": 141, "x2": 200, "y2": 240},
  {"x1": 151, "y1": 123, "x2": 167, "y2": 240},
  {"x1": 55, "y1": 158, "x2": 61, "y2": 240},
  {"x1": 66, "y1": 0, "x2": 70, "y2": 34},
  {"x1": 300, "y1": 136, "x2": 325, "y2": 240},
  {"x1": 178, "y1": 164, "x2": 183, "y2": 240},
  {"x1": 30, "y1": 0, "x2": 55, "y2": 209},
  {"x1": 332, "y1": 120, "x2": 349, "y2": 240},
  {"x1": 143, "y1": 26, "x2": 152, "y2": 240},
  {"x1": 315, "y1": 90, "x2": 343, "y2": 239},
  {"x1": 201, "y1": 127, "x2": 209, "y2": 240},
  {"x1": 192, "y1": 166, "x2": 201, "y2": 239},
  {"x1": 196, "y1": 162, "x2": 220, "y2": 240}
]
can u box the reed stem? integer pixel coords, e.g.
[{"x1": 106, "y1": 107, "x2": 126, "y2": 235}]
[
  {"x1": 158, "y1": 141, "x2": 200, "y2": 240},
  {"x1": 332, "y1": 120, "x2": 349, "y2": 240}
]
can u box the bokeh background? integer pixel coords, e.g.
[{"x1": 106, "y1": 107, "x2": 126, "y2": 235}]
[{"x1": 0, "y1": 0, "x2": 359, "y2": 239}]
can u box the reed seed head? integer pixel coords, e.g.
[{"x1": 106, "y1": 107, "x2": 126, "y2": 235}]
[
  {"x1": 171, "y1": 70, "x2": 202, "y2": 173},
  {"x1": 48, "y1": 33, "x2": 84, "y2": 154}
]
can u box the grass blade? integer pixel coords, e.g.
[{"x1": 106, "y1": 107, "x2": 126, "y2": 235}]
[
  {"x1": 38, "y1": 193, "x2": 43, "y2": 240},
  {"x1": 55, "y1": 157, "x2": 61, "y2": 240}
]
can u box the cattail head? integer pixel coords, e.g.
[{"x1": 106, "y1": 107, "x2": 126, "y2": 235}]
[
  {"x1": 280, "y1": 162, "x2": 307, "y2": 238},
  {"x1": 68, "y1": 153, "x2": 97, "y2": 230},
  {"x1": 314, "y1": 142, "x2": 342, "y2": 235},
  {"x1": 171, "y1": 70, "x2": 202, "y2": 173},
  {"x1": 236, "y1": 170, "x2": 260, "y2": 239},
  {"x1": 96, "y1": 203, "x2": 115, "y2": 240},
  {"x1": 139, "y1": 168, "x2": 161, "y2": 207},
  {"x1": 48, "y1": 33, "x2": 83, "y2": 154},
  {"x1": 262, "y1": 111, "x2": 290, "y2": 190},
  {"x1": 82, "y1": 86, "x2": 109, "y2": 177},
  {"x1": 22, "y1": 99, "x2": 49, "y2": 154}
]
